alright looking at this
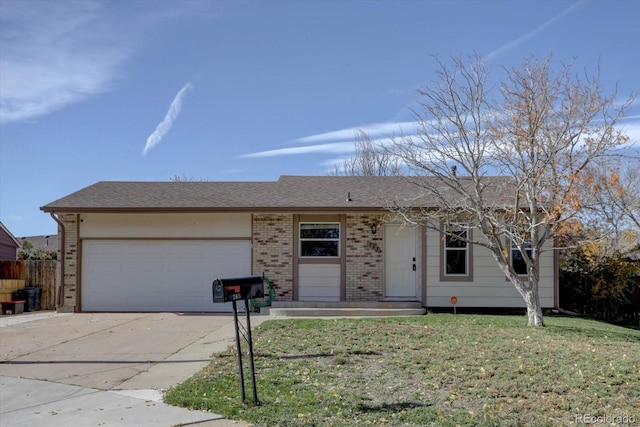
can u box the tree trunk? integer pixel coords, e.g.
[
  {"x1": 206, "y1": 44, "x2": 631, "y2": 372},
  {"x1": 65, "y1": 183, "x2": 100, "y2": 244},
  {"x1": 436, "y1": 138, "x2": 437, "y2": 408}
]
[
  {"x1": 523, "y1": 287, "x2": 545, "y2": 327},
  {"x1": 491, "y1": 248, "x2": 545, "y2": 327}
]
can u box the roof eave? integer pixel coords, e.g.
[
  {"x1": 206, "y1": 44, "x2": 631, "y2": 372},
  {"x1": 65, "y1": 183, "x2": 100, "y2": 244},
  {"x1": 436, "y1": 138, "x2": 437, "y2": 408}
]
[{"x1": 40, "y1": 206, "x2": 396, "y2": 214}]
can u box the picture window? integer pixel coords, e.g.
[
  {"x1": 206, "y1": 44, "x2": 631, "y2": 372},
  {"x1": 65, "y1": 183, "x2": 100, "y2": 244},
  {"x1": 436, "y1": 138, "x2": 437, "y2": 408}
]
[{"x1": 299, "y1": 223, "x2": 340, "y2": 257}]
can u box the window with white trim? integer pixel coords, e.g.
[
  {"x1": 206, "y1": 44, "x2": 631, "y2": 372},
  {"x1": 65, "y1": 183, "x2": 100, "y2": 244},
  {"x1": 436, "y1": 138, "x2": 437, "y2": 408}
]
[
  {"x1": 444, "y1": 224, "x2": 468, "y2": 276},
  {"x1": 299, "y1": 223, "x2": 340, "y2": 257}
]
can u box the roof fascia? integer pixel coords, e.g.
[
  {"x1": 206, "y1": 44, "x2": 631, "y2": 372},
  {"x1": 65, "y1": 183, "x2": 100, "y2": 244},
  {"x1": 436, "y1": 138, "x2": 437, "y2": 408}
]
[{"x1": 40, "y1": 206, "x2": 394, "y2": 214}]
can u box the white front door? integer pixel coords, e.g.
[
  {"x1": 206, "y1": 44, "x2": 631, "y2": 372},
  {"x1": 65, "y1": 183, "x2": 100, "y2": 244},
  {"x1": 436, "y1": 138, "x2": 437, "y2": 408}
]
[{"x1": 384, "y1": 224, "x2": 418, "y2": 299}]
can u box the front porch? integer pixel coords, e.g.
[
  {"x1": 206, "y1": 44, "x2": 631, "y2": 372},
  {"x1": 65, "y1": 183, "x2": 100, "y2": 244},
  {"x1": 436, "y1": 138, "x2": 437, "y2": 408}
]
[{"x1": 263, "y1": 301, "x2": 426, "y2": 317}]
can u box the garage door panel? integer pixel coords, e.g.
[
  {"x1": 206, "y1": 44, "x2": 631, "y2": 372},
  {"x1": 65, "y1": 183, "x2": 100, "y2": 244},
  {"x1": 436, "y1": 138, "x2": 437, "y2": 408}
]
[
  {"x1": 82, "y1": 240, "x2": 251, "y2": 312},
  {"x1": 83, "y1": 290, "x2": 120, "y2": 311}
]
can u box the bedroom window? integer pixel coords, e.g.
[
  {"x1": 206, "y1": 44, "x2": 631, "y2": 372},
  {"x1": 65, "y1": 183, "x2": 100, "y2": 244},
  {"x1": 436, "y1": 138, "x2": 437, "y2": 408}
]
[
  {"x1": 299, "y1": 223, "x2": 340, "y2": 257},
  {"x1": 444, "y1": 224, "x2": 468, "y2": 275},
  {"x1": 440, "y1": 223, "x2": 473, "y2": 281},
  {"x1": 511, "y1": 241, "x2": 533, "y2": 275}
]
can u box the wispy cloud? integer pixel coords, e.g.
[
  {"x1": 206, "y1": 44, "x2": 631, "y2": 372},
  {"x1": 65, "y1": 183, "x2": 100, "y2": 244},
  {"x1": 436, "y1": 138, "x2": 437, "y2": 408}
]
[
  {"x1": 294, "y1": 121, "x2": 418, "y2": 144},
  {"x1": 486, "y1": 0, "x2": 585, "y2": 61},
  {"x1": 623, "y1": 120, "x2": 640, "y2": 148},
  {"x1": 242, "y1": 142, "x2": 354, "y2": 158},
  {"x1": 243, "y1": 112, "x2": 640, "y2": 162},
  {"x1": 0, "y1": 1, "x2": 131, "y2": 123},
  {"x1": 142, "y1": 83, "x2": 193, "y2": 156},
  {"x1": 242, "y1": 121, "x2": 419, "y2": 158}
]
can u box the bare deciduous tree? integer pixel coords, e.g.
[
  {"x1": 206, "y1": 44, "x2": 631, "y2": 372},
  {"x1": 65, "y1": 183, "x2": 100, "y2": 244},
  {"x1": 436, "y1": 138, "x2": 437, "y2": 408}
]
[
  {"x1": 330, "y1": 130, "x2": 401, "y2": 176},
  {"x1": 579, "y1": 157, "x2": 640, "y2": 251},
  {"x1": 169, "y1": 174, "x2": 207, "y2": 182},
  {"x1": 382, "y1": 54, "x2": 633, "y2": 326}
]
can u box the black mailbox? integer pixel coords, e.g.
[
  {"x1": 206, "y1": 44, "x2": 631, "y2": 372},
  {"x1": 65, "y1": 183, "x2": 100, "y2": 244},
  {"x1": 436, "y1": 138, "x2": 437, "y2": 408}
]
[{"x1": 212, "y1": 276, "x2": 265, "y2": 303}]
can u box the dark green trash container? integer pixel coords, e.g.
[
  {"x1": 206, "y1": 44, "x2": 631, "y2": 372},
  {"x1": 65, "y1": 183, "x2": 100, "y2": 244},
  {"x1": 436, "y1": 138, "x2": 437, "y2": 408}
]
[{"x1": 15, "y1": 287, "x2": 42, "y2": 312}]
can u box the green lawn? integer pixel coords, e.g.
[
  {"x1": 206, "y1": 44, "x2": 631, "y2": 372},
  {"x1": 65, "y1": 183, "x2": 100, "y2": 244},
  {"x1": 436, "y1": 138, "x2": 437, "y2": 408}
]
[{"x1": 165, "y1": 315, "x2": 640, "y2": 426}]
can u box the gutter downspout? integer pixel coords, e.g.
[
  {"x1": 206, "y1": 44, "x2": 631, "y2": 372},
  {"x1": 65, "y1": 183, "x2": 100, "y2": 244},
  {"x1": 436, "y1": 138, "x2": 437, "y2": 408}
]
[{"x1": 49, "y1": 212, "x2": 65, "y2": 310}]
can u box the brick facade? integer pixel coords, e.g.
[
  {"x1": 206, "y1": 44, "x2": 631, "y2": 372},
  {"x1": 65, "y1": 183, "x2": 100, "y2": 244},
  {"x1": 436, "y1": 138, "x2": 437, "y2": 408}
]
[
  {"x1": 58, "y1": 212, "x2": 391, "y2": 311},
  {"x1": 345, "y1": 214, "x2": 385, "y2": 301},
  {"x1": 251, "y1": 213, "x2": 387, "y2": 303},
  {"x1": 252, "y1": 214, "x2": 294, "y2": 301},
  {"x1": 58, "y1": 213, "x2": 78, "y2": 312}
]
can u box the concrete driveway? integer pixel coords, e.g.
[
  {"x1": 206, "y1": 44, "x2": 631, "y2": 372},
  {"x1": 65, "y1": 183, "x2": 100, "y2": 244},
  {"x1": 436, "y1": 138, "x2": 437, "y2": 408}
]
[{"x1": 0, "y1": 311, "x2": 269, "y2": 426}]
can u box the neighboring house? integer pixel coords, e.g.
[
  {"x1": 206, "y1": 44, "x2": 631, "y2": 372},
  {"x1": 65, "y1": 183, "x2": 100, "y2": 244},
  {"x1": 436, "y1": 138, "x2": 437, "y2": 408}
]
[
  {"x1": 0, "y1": 221, "x2": 21, "y2": 261},
  {"x1": 40, "y1": 176, "x2": 558, "y2": 313},
  {"x1": 19, "y1": 235, "x2": 58, "y2": 259}
]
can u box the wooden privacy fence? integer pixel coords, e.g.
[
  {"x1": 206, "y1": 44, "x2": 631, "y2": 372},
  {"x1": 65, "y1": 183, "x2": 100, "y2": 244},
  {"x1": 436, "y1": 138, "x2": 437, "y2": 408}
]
[
  {"x1": 0, "y1": 260, "x2": 24, "y2": 280},
  {"x1": 0, "y1": 260, "x2": 57, "y2": 311}
]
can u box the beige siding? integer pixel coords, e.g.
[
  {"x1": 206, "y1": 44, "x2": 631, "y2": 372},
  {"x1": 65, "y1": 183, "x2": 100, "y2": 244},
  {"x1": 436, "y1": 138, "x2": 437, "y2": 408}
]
[
  {"x1": 80, "y1": 213, "x2": 251, "y2": 238},
  {"x1": 425, "y1": 228, "x2": 555, "y2": 308}
]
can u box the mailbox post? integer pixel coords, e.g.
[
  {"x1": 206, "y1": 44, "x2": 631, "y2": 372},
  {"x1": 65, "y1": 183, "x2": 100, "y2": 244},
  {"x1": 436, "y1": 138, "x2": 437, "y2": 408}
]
[{"x1": 212, "y1": 276, "x2": 265, "y2": 405}]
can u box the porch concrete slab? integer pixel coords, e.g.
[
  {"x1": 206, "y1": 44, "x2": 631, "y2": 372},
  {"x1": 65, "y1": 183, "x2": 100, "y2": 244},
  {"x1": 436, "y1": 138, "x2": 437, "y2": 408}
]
[
  {"x1": 268, "y1": 307, "x2": 427, "y2": 317},
  {"x1": 266, "y1": 301, "x2": 427, "y2": 317}
]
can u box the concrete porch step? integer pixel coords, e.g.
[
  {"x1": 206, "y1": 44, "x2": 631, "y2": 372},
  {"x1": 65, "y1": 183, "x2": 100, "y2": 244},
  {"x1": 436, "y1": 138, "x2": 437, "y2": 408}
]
[
  {"x1": 267, "y1": 307, "x2": 427, "y2": 317},
  {"x1": 264, "y1": 301, "x2": 426, "y2": 317}
]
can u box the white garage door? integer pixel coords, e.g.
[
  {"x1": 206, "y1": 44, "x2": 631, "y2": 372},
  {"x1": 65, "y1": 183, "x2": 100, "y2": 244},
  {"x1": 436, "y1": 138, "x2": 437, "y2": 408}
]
[{"x1": 81, "y1": 240, "x2": 252, "y2": 312}]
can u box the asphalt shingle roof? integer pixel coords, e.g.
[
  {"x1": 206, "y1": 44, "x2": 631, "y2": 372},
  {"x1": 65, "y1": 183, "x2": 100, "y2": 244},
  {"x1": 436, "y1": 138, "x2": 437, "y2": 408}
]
[{"x1": 40, "y1": 175, "x2": 512, "y2": 213}]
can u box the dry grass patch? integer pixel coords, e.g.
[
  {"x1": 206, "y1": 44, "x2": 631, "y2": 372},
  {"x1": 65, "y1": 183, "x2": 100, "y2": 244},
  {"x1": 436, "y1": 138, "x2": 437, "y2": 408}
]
[{"x1": 165, "y1": 315, "x2": 639, "y2": 426}]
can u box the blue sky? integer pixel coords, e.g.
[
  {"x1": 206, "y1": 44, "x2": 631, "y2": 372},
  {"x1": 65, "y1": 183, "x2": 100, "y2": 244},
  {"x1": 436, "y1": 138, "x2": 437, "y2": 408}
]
[{"x1": 1, "y1": 0, "x2": 639, "y2": 238}]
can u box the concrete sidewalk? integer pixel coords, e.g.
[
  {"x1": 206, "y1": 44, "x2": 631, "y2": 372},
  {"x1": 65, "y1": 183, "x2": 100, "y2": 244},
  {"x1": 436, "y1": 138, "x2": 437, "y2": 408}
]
[
  {"x1": 0, "y1": 376, "x2": 234, "y2": 426},
  {"x1": 0, "y1": 311, "x2": 268, "y2": 427}
]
